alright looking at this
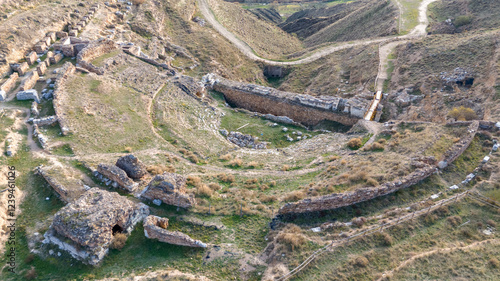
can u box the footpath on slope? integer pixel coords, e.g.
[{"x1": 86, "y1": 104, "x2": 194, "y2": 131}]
[{"x1": 197, "y1": 0, "x2": 439, "y2": 66}]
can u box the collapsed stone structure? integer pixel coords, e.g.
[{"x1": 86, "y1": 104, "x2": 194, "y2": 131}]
[
  {"x1": 173, "y1": 75, "x2": 206, "y2": 98},
  {"x1": 278, "y1": 121, "x2": 479, "y2": 216},
  {"x1": 203, "y1": 74, "x2": 371, "y2": 127},
  {"x1": 16, "y1": 89, "x2": 39, "y2": 103},
  {"x1": 32, "y1": 124, "x2": 48, "y2": 149},
  {"x1": 140, "y1": 173, "x2": 195, "y2": 208},
  {"x1": 97, "y1": 164, "x2": 139, "y2": 192},
  {"x1": 227, "y1": 131, "x2": 268, "y2": 149},
  {"x1": 122, "y1": 43, "x2": 176, "y2": 76},
  {"x1": 77, "y1": 39, "x2": 118, "y2": 75},
  {"x1": 43, "y1": 188, "x2": 149, "y2": 265},
  {"x1": 143, "y1": 216, "x2": 207, "y2": 248},
  {"x1": 116, "y1": 154, "x2": 148, "y2": 180},
  {"x1": 35, "y1": 165, "x2": 87, "y2": 203}
]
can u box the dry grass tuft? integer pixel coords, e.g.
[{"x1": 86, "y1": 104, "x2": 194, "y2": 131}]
[
  {"x1": 228, "y1": 158, "x2": 243, "y2": 167},
  {"x1": 187, "y1": 175, "x2": 202, "y2": 187},
  {"x1": 276, "y1": 224, "x2": 307, "y2": 251},
  {"x1": 197, "y1": 184, "x2": 213, "y2": 197},
  {"x1": 208, "y1": 182, "x2": 221, "y2": 191},
  {"x1": 147, "y1": 164, "x2": 175, "y2": 175},
  {"x1": 219, "y1": 153, "x2": 232, "y2": 161},
  {"x1": 217, "y1": 173, "x2": 235, "y2": 183},
  {"x1": 110, "y1": 233, "x2": 127, "y2": 250},
  {"x1": 247, "y1": 161, "x2": 260, "y2": 168},
  {"x1": 348, "y1": 138, "x2": 363, "y2": 149},
  {"x1": 283, "y1": 190, "x2": 306, "y2": 202},
  {"x1": 353, "y1": 256, "x2": 369, "y2": 267}
]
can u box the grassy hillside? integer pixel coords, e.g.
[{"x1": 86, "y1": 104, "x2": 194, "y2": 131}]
[
  {"x1": 429, "y1": 0, "x2": 500, "y2": 31},
  {"x1": 207, "y1": 0, "x2": 304, "y2": 59}
]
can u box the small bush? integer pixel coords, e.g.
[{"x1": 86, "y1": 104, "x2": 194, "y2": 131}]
[
  {"x1": 328, "y1": 155, "x2": 340, "y2": 162},
  {"x1": 351, "y1": 217, "x2": 367, "y2": 228},
  {"x1": 187, "y1": 153, "x2": 198, "y2": 164},
  {"x1": 447, "y1": 215, "x2": 462, "y2": 227},
  {"x1": 218, "y1": 173, "x2": 235, "y2": 183},
  {"x1": 208, "y1": 183, "x2": 221, "y2": 191},
  {"x1": 25, "y1": 267, "x2": 37, "y2": 280},
  {"x1": 349, "y1": 171, "x2": 368, "y2": 183},
  {"x1": 448, "y1": 106, "x2": 477, "y2": 121},
  {"x1": 276, "y1": 224, "x2": 307, "y2": 251},
  {"x1": 283, "y1": 191, "x2": 306, "y2": 202},
  {"x1": 381, "y1": 232, "x2": 393, "y2": 246},
  {"x1": 370, "y1": 142, "x2": 384, "y2": 151},
  {"x1": 219, "y1": 153, "x2": 232, "y2": 161},
  {"x1": 269, "y1": 180, "x2": 276, "y2": 187},
  {"x1": 348, "y1": 138, "x2": 363, "y2": 149},
  {"x1": 486, "y1": 219, "x2": 497, "y2": 227},
  {"x1": 24, "y1": 254, "x2": 35, "y2": 264},
  {"x1": 147, "y1": 164, "x2": 175, "y2": 175},
  {"x1": 354, "y1": 256, "x2": 369, "y2": 267},
  {"x1": 281, "y1": 165, "x2": 290, "y2": 171},
  {"x1": 110, "y1": 233, "x2": 127, "y2": 250},
  {"x1": 489, "y1": 258, "x2": 500, "y2": 268},
  {"x1": 366, "y1": 177, "x2": 379, "y2": 186},
  {"x1": 261, "y1": 194, "x2": 277, "y2": 203},
  {"x1": 197, "y1": 184, "x2": 213, "y2": 197},
  {"x1": 247, "y1": 161, "x2": 259, "y2": 169},
  {"x1": 228, "y1": 158, "x2": 243, "y2": 167},
  {"x1": 124, "y1": 147, "x2": 132, "y2": 153},
  {"x1": 454, "y1": 15, "x2": 473, "y2": 27},
  {"x1": 187, "y1": 176, "x2": 202, "y2": 187}
]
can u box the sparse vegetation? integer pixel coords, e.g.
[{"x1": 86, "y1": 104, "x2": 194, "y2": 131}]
[{"x1": 110, "y1": 233, "x2": 128, "y2": 250}]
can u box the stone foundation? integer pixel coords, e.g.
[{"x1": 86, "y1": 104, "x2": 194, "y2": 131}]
[
  {"x1": 0, "y1": 72, "x2": 18, "y2": 94},
  {"x1": 204, "y1": 74, "x2": 368, "y2": 127},
  {"x1": 37, "y1": 62, "x2": 47, "y2": 76},
  {"x1": 143, "y1": 215, "x2": 207, "y2": 248},
  {"x1": 50, "y1": 53, "x2": 63, "y2": 65},
  {"x1": 278, "y1": 121, "x2": 479, "y2": 216},
  {"x1": 52, "y1": 62, "x2": 76, "y2": 135},
  {"x1": 77, "y1": 39, "x2": 118, "y2": 75},
  {"x1": 19, "y1": 71, "x2": 39, "y2": 91}
]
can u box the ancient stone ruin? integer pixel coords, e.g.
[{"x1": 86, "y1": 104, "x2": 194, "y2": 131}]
[
  {"x1": 97, "y1": 164, "x2": 139, "y2": 192},
  {"x1": 140, "y1": 173, "x2": 195, "y2": 208},
  {"x1": 143, "y1": 215, "x2": 207, "y2": 248},
  {"x1": 173, "y1": 75, "x2": 206, "y2": 98},
  {"x1": 35, "y1": 165, "x2": 87, "y2": 203},
  {"x1": 52, "y1": 62, "x2": 76, "y2": 135},
  {"x1": 116, "y1": 154, "x2": 148, "y2": 180},
  {"x1": 43, "y1": 188, "x2": 149, "y2": 265},
  {"x1": 227, "y1": 131, "x2": 268, "y2": 149},
  {"x1": 77, "y1": 39, "x2": 118, "y2": 75},
  {"x1": 16, "y1": 89, "x2": 39, "y2": 103},
  {"x1": 203, "y1": 73, "x2": 372, "y2": 127}
]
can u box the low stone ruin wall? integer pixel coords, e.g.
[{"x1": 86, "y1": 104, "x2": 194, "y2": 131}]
[
  {"x1": 52, "y1": 62, "x2": 75, "y2": 135},
  {"x1": 0, "y1": 73, "x2": 18, "y2": 100},
  {"x1": 35, "y1": 166, "x2": 86, "y2": 203},
  {"x1": 97, "y1": 164, "x2": 138, "y2": 192},
  {"x1": 122, "y1": 45, "x2": 176, "y2": 76},
  {"x1": 19, "y1": 71, "x2": 39, "y2": 91},
  {"x1": 278, "y1": 121, "x2": 480, "y2": 216},
  {"x1": 204, "y1": 74, "x2": 368, "y2": 127},
  {"x1": 32, "y1": 124, "x2": 48, "y2": 149},
  {"x1": 76, "y1": 39, "x2": 118, "y2": 75},
  {"x1": 143, "y1": 215, "x2": 207, "y2": 248},
  {"x1": 140, "y1": 173, "x2": 195, "y2": 208}
]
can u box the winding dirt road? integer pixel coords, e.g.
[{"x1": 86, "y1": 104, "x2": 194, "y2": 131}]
[{"x1": 197, "y1": 0, "x2": 439, "y2": 66}]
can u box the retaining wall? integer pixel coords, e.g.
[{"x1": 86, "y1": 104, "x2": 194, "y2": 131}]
[{"x1": 52, "y1": 62, "x2": 75, "y2": 135}]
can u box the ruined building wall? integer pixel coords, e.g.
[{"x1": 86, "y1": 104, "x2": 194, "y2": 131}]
[
  {"x1": 207, "y1": 74, "x2": 367, "y2": 127},
  {"x1": 76, "y1": 39, "x2": 118, "y2": 75},
  {"x1": 278, "y1": 121, "x2": 479, "y2": 215},
  {"x1": 52, "y1": 62, "x2": 75, "y2": 135}
]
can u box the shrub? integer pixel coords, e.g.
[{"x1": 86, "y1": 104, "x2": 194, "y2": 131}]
[
  {"x1": 269, "y1": 180, "x2": 276, "y2": 187},
  {"x1": 447, "y1": 215, "x2": 462, "y2": 227},
  {"x1": 25, "y1": 267, "x2": 37, "y2": 280},
  {"x1": 219, "y1": 153, "x2": 232, "y2": 161},
  {"x1": 187, "y1": 152, "x2": 198, "y2": 164},
  {"x1": 208, "y1": 182, "x2": 221, "y2": 191},
  {"x1": 147, "y1": 164, "x2": 175, "y2": 175},
  {"x1": 454, "y1": 15, "x2": 473, "y2": 27},
  {"x1": 281, "y1": 165, "x2": 290, "y2": 171},
  {"x1": 24, "y1": 254, "x2": 35, "y2": 264},
  {"x1": 247, "y1": 161, "x2": 259, "y2": 169},
  {"x1": 489, "y1": 258, "x2": 500, "y2": 268},
  {"x1": 187, "y1": 175, "x2": 202, "y2": 187},
  {"x1": 328, "y1": 155, "x2": 340, "y2": 162},
  {"x1": 197, "y1": 184, "x2": 213, "y2": 197},
  {"x1": 351, "y1": 217, "x2": 367, "y2": 228},
  {"x1": 228, "y1": 158, "x2": 243, "y2": 167},
  {"x1": 218, "y1": 173, "x2": 235, "y2": 183},
  {"x1": 381, "y1": 232, "x2": 393, "y2": 246},
  {"x1": 347, "y1": 138, "x2": 363, "y2": 149},
  {"x1": 370, "y1": 142, "x2": 384, "y2": 151},
  {"x1": 349, "y1": 171, "x2": 368, "y2": 183},
  {"x1": 124, "y1": 147, "x2": 132, "y2": 153},
  {"x1": 276, "y1": 224, "x2": 307, "y2": 251},
  {"x1": 110, "y1": 233, "x2": 127, "y2": 250},
  {"x1": 486, "y1": 219, "x2": 497, "y2": 227},
  {"x1": 283, "y1": 191, "x2": 305, "y2": 202},
  {"x1": 447, "y1": 106, "x2": 477, "y2": 121},
  {"x1": 354, "y1": 256, "x2": 369, "y2": 267},
  {"x1": 261, "y1": 194, "x2": 277, "y2": 203}
]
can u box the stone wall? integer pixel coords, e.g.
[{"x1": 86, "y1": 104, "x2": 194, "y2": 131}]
[
  {"x1": 203, "y1": 74, "x2": 368, "y2": 127},
  {"x1": 19, "y1": 70, "x2": 39, "y2": 91},
  {"x1": 52, "y1": 62, "x2": 75, "y2": 135},
  {"x1": 143, "y1": 215, "x2": 207, "y2": 248},
  {"x1": 76, "y1": 39, "x2": 118, "y2": 75},
  {"x1": 97, "y1": 164, "x2": 138, "y2": 192},
  {"x1": 0, "y1": 72, "x2": 18, "y2": 93},
  {"x1": 35, "y1": 165, "x2": 86, "y2": 203},
  {"x1": 277, "y1": 121, "x2": 479, "y2": 216}
]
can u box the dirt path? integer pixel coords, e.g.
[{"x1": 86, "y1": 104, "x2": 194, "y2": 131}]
[
  {"x1": 376, "y1": 239, "x2": 500, "y2": 281},
  {"x1": 360, "y1": 120, "x2": 383, "y2": 146},
  {"x1": 375, "y1": 41, "x2": 406, "y2": 91},
  {"x1": 198, "y1": 0, "x2": 438, "y2": 66}
]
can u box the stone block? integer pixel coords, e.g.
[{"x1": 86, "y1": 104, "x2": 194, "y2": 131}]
[
  {"x1": 17, "y1": 89, "x2": 39, "y2": 103},
  {"x1": 97, "y1": 164, "x2": 138, "y2": 192},
  {"x1": 19, "y1": 71, "x2": 39, "y2": 91},
  {"x1": 34, "y1": 42, "x2": 48, "y2": 54},
  {"x1": 62, "y1": 45, "x2": 75, "y2": 57},
  {"x1": 42, "y1": 36, "x2": 52, "y2": 46},
  {"x1": 50, "y1": 53, "x2": 64, "y2": 65},
  {"x1": 56, "y1": 31, "x2": 68, "y2": 39},
  {"x1": 47, "y1": 32, "x2": 57, "y2": 42},
  {"x1": 26, "y1": 51, "x2": 38, "y2": 65},
  {"x1": 115, "y1": 154, "x2": 148, "y2": 179},
  {"x1": 143, "y1": 215, "x2": 207, "y2": 248},
  {"x1": 36, "y1": 62, "x2": 47, "y2": 76},
  {"x1": 13, "y1": 62, "x2": 29, "y2": 76}
]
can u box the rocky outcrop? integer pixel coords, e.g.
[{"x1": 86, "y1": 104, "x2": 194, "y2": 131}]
[
  {"x1": 43, "y1": 188, "x2": 149, "y2": 265},
  {"x1": 77, "y1": 39, "x2": 118, "y2": 75},
  {"x1": 278, "y1": 121, "x2": 479, "y2": 216},
  {"x1": 116, "y1": 154, "x2": 148, "y2": 180},
  {"x1": 143, "y1": 215, "x2": 207, "y2": 248},
  {"x1": 52, "y1": 62, "x2": 76, "y2": 135},
  {"x1": 227, "y1": 131, "x2": 267, "y2": 149},
  {"x1": 97, "y1": 164, "x2": 138, "y2": 192},
  {"x1": 203, "y1": 74, "x2": 369, "y2": 127},
  {"x1": 140, "y1": 173, "x2": 195, "y2": 208}
]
